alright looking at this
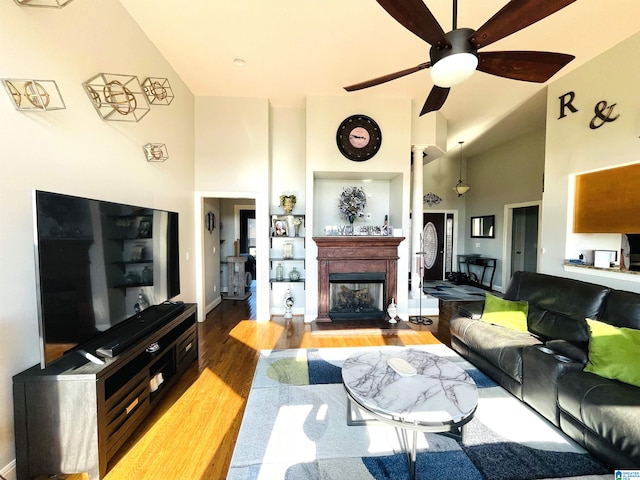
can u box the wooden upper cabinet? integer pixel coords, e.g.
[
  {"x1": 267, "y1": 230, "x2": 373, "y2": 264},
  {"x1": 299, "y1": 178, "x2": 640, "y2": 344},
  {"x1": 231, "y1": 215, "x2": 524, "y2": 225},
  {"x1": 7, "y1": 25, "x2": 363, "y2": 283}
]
[{"x1": 574, "y1": 163, "x2": 640, "y2": 233}]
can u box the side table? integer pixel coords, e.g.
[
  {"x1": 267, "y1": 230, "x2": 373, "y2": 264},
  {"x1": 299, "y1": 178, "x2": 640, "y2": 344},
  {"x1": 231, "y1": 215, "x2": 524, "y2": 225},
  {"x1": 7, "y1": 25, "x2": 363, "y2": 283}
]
[{"x1": 436, "y1": 297, "x2": 484, "y2": 347}]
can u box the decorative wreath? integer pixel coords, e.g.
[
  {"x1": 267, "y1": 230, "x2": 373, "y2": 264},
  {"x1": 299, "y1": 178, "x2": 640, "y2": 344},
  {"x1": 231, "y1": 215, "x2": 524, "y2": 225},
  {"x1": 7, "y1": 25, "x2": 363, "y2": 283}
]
[{"x1": 338, "y1": 186, "x2": 367, "y2": 220}]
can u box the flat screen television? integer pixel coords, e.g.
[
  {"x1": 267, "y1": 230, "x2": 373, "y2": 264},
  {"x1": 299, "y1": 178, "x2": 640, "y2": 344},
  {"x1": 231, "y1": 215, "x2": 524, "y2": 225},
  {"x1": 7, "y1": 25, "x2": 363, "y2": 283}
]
[{"x1": 33, "y1": 190, "x2": 180, "y2": 368}]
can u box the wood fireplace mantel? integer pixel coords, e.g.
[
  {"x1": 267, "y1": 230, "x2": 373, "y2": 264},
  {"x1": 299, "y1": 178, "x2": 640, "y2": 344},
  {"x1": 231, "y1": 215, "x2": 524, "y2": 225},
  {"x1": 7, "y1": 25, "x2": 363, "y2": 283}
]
[{"x1": 313, "y1": 236, "x2": 405, "y2": 322}]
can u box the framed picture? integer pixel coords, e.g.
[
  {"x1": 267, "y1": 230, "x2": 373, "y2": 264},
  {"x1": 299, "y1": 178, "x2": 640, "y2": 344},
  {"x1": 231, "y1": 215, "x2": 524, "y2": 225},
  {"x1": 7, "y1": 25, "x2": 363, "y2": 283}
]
[
  {"x1": 138, "y1": 219, "x2": 152, "y2": 238},
  {"x1": 272, "y1": 217, "x2": 289, "y2": 237}
]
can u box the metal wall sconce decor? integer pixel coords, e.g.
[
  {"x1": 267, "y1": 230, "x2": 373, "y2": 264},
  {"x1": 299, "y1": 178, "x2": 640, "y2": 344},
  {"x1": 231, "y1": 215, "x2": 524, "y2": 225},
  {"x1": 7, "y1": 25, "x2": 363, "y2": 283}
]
[
  {"x1": 2, "y1": 79, "x2": 66, "y2": 111},
  {"x1": 423, "y1": 192, "x2": 443, "y2": 207},
  {"x1": 82, "y1": 73, "x2": 150, "y2": 122},
  {"x1": 143, "y1": 143, "x2": 168, "y2": 162},
  {"x1": 142, "y1": 77, "x2": 174, "y2": 106},
  {"x1": 205, "y1": 211, "x2": 216, "y2": 233},
  {"x1": 14, "y1": 0, "x2": 74, "y2": 7}
]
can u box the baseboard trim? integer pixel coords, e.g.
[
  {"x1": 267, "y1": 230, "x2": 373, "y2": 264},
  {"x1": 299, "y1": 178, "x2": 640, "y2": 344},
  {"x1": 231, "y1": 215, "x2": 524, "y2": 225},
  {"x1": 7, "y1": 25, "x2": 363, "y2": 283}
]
[{"x1": 205, "y1": 296, "x2": 222, "y2": 315}]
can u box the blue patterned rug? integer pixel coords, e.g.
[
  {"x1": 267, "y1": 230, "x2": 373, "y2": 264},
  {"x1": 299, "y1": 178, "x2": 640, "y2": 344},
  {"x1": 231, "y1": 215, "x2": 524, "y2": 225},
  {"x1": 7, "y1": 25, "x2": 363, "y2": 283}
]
[{"x1": 228, "y1": 345, "x2": 609, "y2": 480}]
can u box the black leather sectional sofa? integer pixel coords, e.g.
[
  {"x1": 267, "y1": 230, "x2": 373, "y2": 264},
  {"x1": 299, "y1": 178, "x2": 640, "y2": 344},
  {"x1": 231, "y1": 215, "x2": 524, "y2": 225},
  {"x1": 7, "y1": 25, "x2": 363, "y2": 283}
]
[{"x1": 450, "y1": 270, "x2": 640, "y2": 468}]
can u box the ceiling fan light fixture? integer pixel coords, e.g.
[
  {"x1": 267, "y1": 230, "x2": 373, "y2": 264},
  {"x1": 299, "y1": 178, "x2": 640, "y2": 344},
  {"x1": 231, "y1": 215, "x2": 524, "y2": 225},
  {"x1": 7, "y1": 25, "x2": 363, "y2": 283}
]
[{"x1": 430, "y1": 52, "x2": 478, "y2": 87}]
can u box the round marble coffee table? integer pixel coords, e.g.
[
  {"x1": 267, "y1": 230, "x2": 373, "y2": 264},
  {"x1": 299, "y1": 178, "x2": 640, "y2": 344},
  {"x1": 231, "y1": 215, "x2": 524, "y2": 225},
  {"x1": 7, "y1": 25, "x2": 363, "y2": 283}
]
[{"x1": 341, "y1": 348, "x2": 478, "y2": 480}]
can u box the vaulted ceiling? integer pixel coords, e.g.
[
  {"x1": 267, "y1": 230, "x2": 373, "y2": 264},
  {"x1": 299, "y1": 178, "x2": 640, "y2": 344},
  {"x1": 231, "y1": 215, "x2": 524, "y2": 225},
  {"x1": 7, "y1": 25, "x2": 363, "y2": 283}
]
[{"x1": 120, "y1": 0, "x2": 640, "y2": 157}]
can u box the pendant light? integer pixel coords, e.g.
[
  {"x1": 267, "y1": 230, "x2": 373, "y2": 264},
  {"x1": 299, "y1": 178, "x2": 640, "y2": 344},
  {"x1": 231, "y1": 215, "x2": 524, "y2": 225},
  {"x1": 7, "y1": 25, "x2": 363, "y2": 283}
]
[{"x1": 453, "y1": 141, "x2": 471, "y2": 197}]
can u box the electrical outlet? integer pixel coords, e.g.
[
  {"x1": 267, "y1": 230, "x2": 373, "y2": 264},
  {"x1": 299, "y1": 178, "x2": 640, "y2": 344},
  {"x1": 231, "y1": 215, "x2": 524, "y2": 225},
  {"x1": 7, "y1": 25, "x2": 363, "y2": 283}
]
[
  {"x1": 214, "y1": 285, "x2": 217, "y2": 292},
  {"x1": 475, "y1": 243, "x2": 480, "y2": 248}
]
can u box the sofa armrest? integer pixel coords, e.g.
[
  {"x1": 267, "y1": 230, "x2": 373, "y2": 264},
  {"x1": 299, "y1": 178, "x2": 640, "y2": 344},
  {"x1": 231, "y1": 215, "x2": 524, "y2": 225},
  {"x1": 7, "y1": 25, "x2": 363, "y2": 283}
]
[
  {"x1": 544, "y1": 339, "x2": 588, "y2": 365},
  {"x1": 457, "y1": 301, "x2": 484, "y2": 320}
]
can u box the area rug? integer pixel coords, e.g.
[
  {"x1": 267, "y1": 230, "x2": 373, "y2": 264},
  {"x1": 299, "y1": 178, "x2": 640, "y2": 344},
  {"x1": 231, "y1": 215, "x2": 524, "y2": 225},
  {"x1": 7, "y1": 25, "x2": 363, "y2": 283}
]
[{"x1": 228, "y1": 344, "x2": 610, "y2": 480}]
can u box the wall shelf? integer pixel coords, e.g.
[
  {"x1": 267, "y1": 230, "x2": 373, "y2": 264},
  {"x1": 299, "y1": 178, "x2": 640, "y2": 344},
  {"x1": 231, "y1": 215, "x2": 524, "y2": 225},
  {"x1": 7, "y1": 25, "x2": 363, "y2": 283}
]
[{"x1": 269, "y1": 215, "x2": 305, "y2": 314}]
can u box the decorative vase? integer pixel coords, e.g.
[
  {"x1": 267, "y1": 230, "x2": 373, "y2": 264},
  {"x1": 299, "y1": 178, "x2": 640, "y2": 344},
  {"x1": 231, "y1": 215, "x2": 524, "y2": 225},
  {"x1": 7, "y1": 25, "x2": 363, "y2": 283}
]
[
  {"x1": 141, "y1": 266, "x2": 153, "y2": 284},
  {"x1": 387, "y1": 298, "x2": 398, "y2": 324},
  {"x1": 135, "y1": 289, "x2": 149, "y2": 313},
  {"x1": 276, "y1": 263, "x2": 284, "y2": 281},
  {"x1": 348, "y1": 215, "x2": 355, "y2": 235},
  {"x1": 283, "y1": 287, "x2": 294, "y2": 319},
  {"x1": 294, "y1": 224, "x2": 300, "y2": 236},
  {"x1": 289, "y1": 266, "x2": 301, "y2": 281}
]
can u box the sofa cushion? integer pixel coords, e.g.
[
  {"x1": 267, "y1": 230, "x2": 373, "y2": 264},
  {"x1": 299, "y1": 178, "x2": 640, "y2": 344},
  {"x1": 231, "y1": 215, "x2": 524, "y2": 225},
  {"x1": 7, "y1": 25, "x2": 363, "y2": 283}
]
[
  {"x1": 599, "y1": 289, "x2": 640, "y2": 330},
  {"x1": 558, "y1": 370, "x2": 640, "y2": 465},
  {"x1": 480, "y1": 293, "x2": 528, "y2": 332},
  {"x1": 451, "y1": 316, "x2": 541, "y2": 383},
  {"x1": 584, "y1": 318, "x2": 640, "y2": 387},
  {"x1": 504, "y1": 271, "x2": 609, "y2": 344}
]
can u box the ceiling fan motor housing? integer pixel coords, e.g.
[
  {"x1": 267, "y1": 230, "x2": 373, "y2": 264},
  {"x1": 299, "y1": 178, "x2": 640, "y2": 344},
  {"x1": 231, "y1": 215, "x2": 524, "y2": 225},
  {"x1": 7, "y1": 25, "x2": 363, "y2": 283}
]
[
  {"x1": 430, "y1": 28, "x2": 479, "y2": 87},
  {"x1": 430, "y1": 28, "x2": 478, "y2": 64}
]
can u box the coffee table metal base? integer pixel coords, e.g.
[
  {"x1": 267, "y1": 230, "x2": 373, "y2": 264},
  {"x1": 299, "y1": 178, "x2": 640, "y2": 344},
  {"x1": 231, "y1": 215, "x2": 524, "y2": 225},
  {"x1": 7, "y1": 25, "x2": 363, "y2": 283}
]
[{"x1": 345, "y1": 393, "x2": 471, "y2": 480}]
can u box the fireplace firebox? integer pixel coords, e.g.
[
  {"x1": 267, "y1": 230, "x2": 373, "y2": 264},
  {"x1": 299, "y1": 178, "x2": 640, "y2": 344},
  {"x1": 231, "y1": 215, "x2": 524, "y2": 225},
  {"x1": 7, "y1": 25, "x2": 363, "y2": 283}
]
[{"x1": 329, "y1": 272, "x2": 385, "y2": 320}]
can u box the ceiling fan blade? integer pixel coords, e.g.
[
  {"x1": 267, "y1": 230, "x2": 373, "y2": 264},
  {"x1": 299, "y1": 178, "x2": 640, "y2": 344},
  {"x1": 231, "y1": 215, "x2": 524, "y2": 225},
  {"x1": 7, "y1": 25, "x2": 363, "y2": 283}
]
[
  {"x1": 470, "y1": 0, "x2": 577, "y2": 49},
  {"x1": 344, "y1": 62, "x2": 431, "y2": 92},
  {"x1": 477, "y1": 51, "x2": 575, "y2": 83},
  {"x1": 420, "y1": 86, "x2": 450, "y2": 116},
  {"x1": 376, "y1": 0, "x2": 449, "y2": 48}
]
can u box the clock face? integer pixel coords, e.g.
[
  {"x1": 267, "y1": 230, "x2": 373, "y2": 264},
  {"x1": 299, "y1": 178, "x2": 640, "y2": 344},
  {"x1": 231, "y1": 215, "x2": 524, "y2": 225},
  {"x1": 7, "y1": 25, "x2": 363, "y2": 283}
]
[{"x1": 336, "y1": 114, "x2": 382, "y2": 161}]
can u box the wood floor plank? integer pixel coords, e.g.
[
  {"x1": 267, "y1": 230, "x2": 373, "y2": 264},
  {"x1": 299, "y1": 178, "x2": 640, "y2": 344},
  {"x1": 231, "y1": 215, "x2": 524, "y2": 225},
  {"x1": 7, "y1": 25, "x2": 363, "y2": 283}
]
[{"x1": 98, "y1": 294, "x2": 439, "y2": 480}]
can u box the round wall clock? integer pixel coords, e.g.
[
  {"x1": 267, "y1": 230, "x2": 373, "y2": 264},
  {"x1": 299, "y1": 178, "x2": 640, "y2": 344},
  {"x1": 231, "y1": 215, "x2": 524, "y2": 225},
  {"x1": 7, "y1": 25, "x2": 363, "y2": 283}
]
[{"x1": 336, "y1": 114, "x2": 382, "y2": 162}]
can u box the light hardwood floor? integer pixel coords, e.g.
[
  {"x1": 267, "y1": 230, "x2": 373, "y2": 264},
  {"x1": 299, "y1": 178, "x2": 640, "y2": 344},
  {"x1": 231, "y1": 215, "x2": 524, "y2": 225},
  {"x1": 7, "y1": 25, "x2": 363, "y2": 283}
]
[{"x1": 53, "y1": 292, "x2": 439, "y2": 480}]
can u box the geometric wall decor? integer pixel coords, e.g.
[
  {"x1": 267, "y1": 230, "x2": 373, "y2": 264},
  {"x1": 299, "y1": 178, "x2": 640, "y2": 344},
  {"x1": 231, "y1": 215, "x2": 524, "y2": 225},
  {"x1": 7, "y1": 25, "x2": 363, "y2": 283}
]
[
  {"x1": 2, "y1": 79, "x2": 66, "y2": 111},
  {"x1": 13, "y1": 0, "x2": 74, "y2": 7},
  {"x1": 142, "y1": 77, "x2": 174, "y2": 106},
  {"x1": 143, "y1": 143, "x2": 169, "y2": 162},
  {"x1": 82, "y1": 73, "x2": 150, "y2": 122}
]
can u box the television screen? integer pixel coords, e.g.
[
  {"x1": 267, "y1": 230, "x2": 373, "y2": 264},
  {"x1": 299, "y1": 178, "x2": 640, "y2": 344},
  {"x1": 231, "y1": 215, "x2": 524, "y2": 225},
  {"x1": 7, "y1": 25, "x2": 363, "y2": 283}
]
[{"x1": 33, "y1": 190, "x2": 180, "y2": 367}]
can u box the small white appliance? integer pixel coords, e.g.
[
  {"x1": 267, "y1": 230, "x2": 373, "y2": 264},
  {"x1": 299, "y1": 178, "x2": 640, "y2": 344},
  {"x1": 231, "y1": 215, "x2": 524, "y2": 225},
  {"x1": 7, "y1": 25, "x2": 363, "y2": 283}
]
[{"x1": 594, "y1": 250, "x2": 617, "y2": 268}]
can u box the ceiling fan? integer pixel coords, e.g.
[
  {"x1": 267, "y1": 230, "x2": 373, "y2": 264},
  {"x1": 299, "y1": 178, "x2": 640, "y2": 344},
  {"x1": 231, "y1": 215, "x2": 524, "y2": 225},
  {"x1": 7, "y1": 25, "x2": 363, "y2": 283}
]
[{"x1": 344, "y1": 0, "x2": 577, "y2": 116}]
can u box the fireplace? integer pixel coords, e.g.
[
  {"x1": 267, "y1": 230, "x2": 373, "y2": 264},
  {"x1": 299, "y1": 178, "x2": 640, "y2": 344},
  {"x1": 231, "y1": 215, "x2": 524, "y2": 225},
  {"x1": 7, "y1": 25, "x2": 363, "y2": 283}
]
[
  {"x1": 329, "y1": 272, "x2": 386, "y2": 320},
  {"x1": 313, "y1": 236, "x2": 404, "y2": 322}
]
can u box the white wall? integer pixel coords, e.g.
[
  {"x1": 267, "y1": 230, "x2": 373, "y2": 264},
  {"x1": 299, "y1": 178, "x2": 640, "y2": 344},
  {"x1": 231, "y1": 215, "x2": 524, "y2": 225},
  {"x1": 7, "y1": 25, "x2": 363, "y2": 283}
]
[
  {"x1": 543, "y1": 31, "x2": 640, "y2": 292},
  {"x1": 305, "y1": 96, "x2": 412, "y2": 320},
  {"x1": 0, "y1": 0, "x2": 196, "y2": 472},
  {"x1": 464, "y1": 129, "x2": 546, "y2": 290},
  {"x1": 271, "y1": 107, "x2": 306, "y2": 212},
  {"x1": 194, "y1": 96, "x2": 271, "y2": 319},
  {"x1": 203, "y1": 197, "x2": 221, "y2": 312}
]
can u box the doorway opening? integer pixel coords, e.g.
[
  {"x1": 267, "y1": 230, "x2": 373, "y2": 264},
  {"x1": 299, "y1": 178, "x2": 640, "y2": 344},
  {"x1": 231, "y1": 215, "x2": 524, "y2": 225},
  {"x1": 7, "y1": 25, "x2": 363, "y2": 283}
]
[
  {"x1": 503, "y1": 202, "x2": 540, "y2": 288},
  {"x1": 195, "y1": 192, "x2": 267, "y2": 323},
  {"x1": 422, "y1": 212, "x2": 455, "y2": 282}
]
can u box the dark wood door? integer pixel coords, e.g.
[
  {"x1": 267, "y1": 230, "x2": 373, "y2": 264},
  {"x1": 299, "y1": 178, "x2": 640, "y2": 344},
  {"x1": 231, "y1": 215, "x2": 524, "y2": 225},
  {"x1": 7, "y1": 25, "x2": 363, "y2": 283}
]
[{"x1": 422, "y1": 213, "x2": 445, "y2": 281}]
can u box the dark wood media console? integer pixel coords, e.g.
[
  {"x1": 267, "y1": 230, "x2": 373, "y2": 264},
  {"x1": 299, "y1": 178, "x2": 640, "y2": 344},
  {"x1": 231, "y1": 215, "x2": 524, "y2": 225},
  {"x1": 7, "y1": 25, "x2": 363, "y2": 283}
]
[{"x1": 13, "y1": 303, "x2": 198, "y2": 480}]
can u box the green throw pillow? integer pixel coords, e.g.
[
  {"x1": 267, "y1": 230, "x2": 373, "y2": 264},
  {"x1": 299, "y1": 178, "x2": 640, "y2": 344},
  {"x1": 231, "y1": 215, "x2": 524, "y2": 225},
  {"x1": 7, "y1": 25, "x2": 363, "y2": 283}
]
[
  {"x1": 479, "y1": 293, "x2": 529, "y2": 332},
  {"x1": 584, "y1": 318, "x2": 640, "y2": 387}
]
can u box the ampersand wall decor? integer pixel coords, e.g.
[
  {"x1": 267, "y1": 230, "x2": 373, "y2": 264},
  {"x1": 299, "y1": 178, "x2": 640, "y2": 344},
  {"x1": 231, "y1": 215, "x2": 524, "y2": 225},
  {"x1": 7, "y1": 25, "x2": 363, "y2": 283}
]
[{"x1": 589, "y1": 100, "x2": 620, "y2": 129}]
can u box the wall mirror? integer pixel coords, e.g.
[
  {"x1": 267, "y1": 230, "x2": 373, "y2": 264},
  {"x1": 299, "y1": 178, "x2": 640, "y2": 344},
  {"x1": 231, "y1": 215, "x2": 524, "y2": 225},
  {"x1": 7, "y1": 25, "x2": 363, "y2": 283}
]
[{"x1": 471, "y1": 215, "x2": 495, "y2": 238}]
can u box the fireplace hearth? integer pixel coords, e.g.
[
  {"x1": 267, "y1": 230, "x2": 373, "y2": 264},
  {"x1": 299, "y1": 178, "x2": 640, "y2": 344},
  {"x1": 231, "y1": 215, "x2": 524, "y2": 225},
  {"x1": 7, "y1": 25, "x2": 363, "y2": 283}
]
[{"x1": 329, "y1": 272, "x2": 385, "y2": 320}]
